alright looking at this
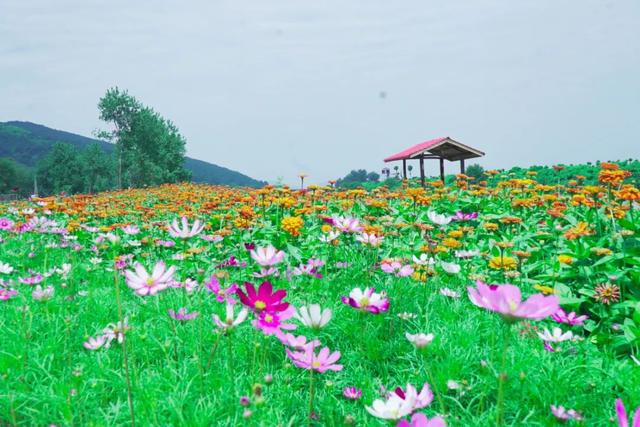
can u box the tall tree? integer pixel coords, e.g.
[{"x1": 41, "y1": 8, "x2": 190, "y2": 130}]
[
  {"x1": 37, "y1": 143, "x2": 85, "y2": 195},
  {"x1": 97, "y1": 87, "x2": 191, "y2": 188},
  {"x1": 82, "y1": 143, "x2": 115, "y2": 193}
]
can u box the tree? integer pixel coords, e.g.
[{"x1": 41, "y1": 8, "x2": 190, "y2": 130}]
[
  {"x1": 98, "y1": 87, "x2": 190, "y2": 188},
  {"x1": 366, "y1": 171, "x2": 380, "y2": 182},
  {"x1": 82, "y1": 143, "x2": 115, "y2": 193},
  {"x1": 465, "y1": 163, "x2": 485, "y2": 181},
  {"x1": 37, "y1": 143, "x2": 85, "y2": 195}
]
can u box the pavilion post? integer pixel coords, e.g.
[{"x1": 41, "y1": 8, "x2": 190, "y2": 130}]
[
  {"x1": 460, "y1": 159, "x2": 465, "y2": 174},
  {"x1": 402, "y1": 159, "x2": 407, "y2": 179},
  {"x1": 419, "y1": 157, "x2": 425, "y2": 187},
  {"x1": 439, "y1": 157, "x2": 445, "y2": 183}
]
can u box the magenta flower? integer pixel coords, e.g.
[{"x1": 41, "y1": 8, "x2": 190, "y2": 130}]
[
  {"x1": 616, "y1": 398, "x2": 640, "y2": 427},
  {"x1": 343, "y1": 387, "x2": 363, "y2": 400},
  {"x1": 168, "y1": 307, "x2": 199, "y2": 321},
  {"x1": 250, "y1": 245, "x2": 285, "y2": 266},
  {"x1": 397, "y1": 413, "x2": 446, "y2": 427},
  {"x1": 393, "y1": 384, "x2": 434, "y2": 412},
  {"x1": 0, "y1": 218, "x2": 14, "y2": 231},
  {"x1": 381, "y1": 262, "x2": 414, "y2": 277},
  {"x1": 0, "y1": 288, "x2": 18, "y2": 301},
  {"x1": 451, "y1": 211, "x2": 478, "y2": 221},
  {"x1": 205, "y1": 276, "x2": 238, "y2": 304},
  {"x1": 253, "y1": 306, "x2": 297, "y2": 336},
  {"x1": 216, "y1": 256, "x2": 247, "y2": 269},
  {"x1": 467, "y1": 281, "x2": 559, "y2": 322},
  {"x1": 121, "y1": 225, "x2": 140, "y2": 235},
  {"x1": 236, "y1": 281, "x2": 289, "y2": 314},
  {"x1": 342, "y1": 287, "x2": 389, "y2": 314},
  {"x1": 285, "y1": 345, "x2": 343, "y2": 373},
  {"x1": 124, "y1": 261, "x2": 176, "y2": 296},
  {"x1": 551, "y1": 308, "x2": 588, "y2": 326}
]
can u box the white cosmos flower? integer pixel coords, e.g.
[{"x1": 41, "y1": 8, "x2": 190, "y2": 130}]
[
  {"x1": 405, "y1": 332, "x2": 434, "y2": 349},
  {"x1": 537, "y1": 327, "x2": 574, "y2": 343},
  {"x1": 168, "y1": 217, "x2": 205, "y2": 238},
  {"x1": 319, "y1": 231, "x2": 340, "y2": 243},
  {"x1": 0, "y1": 262, "x2": 14, "y2": 274},
  {"x1": 455, "y1": 249, "x2": 480, "y2": 258},
  {"x1": 295, "y1": 304, "x2": 332, "y2": 329},
  {"x1": 213, "y1": 303, "x2": 249, "y2": 331},
  {"x1": 365, "y1": 392, "x2": 415, "y2": 420},
  {"x1": 427, "y1": 211, "x2": 451, "y2": 226},
  {"x1": 440, "y1": 287, "x2": 460, "y2": 298},
  {"x1": 412, "y1": 254, "x2": 435, "y2": 266},
  {"x1": 440, "y1": 261, "x2": 461, "y2": 274}
]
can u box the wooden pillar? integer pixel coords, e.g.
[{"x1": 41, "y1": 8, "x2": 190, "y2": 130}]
[
  {"x1": 439, "y1": 157, "x2": 445, "y2": 183},
  {"x1": 460, "y1": 159, "x2": 465, "y2": 174},
  {"x1": 402, "y1": 159, "x2": 407, "y2": 179},
  {"x1": 419, "y1": 157, "x2": 425, "y2": 187}
]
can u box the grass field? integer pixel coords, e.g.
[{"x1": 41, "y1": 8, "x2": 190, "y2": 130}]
[{"x1": 1, "y1": 167, "x2": 639, "y2": 426}]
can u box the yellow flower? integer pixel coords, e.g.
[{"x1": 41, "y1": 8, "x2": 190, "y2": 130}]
[
  {"x1": 442, "y1": 238, "x2": 462, "y2": 249},
  {"x1": 483, "y1": 223, "x2": 499, "y2": 231},
  {"x1": 558, "y1": 255, "x2": 573, "y2": 265},
  {"x1": 281, "y1": 216, "x2": 304, "y2": 237},
  {"x1": 533, "y1": 284, "x2": 556, "y2": 295},
  {"x1": 489, "y1": 256, "x2": 517, "y2": 271}
]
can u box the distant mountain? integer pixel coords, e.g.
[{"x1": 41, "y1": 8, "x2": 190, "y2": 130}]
[{"x1": 0, "y1": 121, "x2": 266, "y2": 188}]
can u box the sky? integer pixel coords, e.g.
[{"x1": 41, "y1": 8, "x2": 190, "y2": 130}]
[{"x1": 1, "y1": 0, "x2": 639, "y2": 185}]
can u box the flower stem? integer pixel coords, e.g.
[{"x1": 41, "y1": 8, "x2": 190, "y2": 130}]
[
  {"x1": 495, "y1": 324, "x2": 512, "y2": 426},
  {"x1": 205, "y1": 333, "x2": 222, "y2": 372},
  {"x1": 308, "y1": 367, "x2": 315, "y2": 426},
  {"x1": 114, "y1": 270, "x2": 135, "y2": 427},
  {"x1": 423, "y1": 353, "x2": 446, "y2": 415}
]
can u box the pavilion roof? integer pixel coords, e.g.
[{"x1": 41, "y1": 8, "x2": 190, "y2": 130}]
[{"x1": 383, "y1": 137, "x2": 484, "y2": 162}]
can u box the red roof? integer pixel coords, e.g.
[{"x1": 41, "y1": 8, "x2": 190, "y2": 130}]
[{"x1": 383, "y1": 137, "x2": 448, "y2": 162}]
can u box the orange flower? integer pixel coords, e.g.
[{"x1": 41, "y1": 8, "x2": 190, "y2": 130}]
[{"x1": 564, "y1": 222, "x2": 591, "y2": 240}]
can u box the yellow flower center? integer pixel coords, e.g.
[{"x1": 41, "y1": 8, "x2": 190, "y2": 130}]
[
  {"x1": 359, "y1": 297, "x2": 370, "y2": 307},
  {"x1": 264, "y1": 314, "x2": 273, "y2": 323},
  {"x1": 146, "y1": 278, "x2": 155, "y2": 286},
  {"x1": 254, "y1": 300, "x2": 266, "y2": 310},
  {"x1": 312, "y1": 360, "x2": 321, "y2": 368}
]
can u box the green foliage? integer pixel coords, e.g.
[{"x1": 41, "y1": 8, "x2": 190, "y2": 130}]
[
  {"x1": 36, "y1": 143, "x2": 86, "y2": 195},
  {"x1": 0, "y1": 121, "x2": 266, "y2": 192},
  {"x1": 336, "y1": 169, "x2": 380, "y2": 188},
  {"x1": 465, "y1": 163, "x2": 484, "y2": 180},
  {"x1": 0, "y1": 158, "x2": 32, "y2": 195},
  {"x1": 98, "y1": 87, "x2": 191, "y2": 188}
]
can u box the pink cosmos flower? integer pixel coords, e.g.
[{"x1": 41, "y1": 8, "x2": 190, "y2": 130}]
[
  {"x1": 393, "y1": 384, "x2": 434, "y2": 412},
  {"x1": 278, "y1": 333, "x2": 320, "y2": 350},
  {"x1": 332, "y1": 216, "x2": 363, "y2": 233},
  {"x1": 168, "y1": 217, "x2": 204, "y2": 238},
  {"x1": 250, "y1": 245, "x2": 285, "y2": 266},
  {"x1": 168, "y1": 308, "x2": 199, "y2": 321},
  {"x1": 342, "y1": 287, "x2": 389, "y2": 314},
  {"x1": 397, "y1": 413, "x2": 446, "y2": 427},
  {"x1": 291, "y1": 263, "x2": 323, "y2": 279},
  {"x1": 343, "y1": 387, "x2": 363, "y2": 400},
  {"x1": 356, "y1": 233, "x2": 384, "y2": 247},
  {"x1": 205, "y1": 276, "x2": 238, "y2": 304},
  {"x1": 381, "y1": 262, "x2": 414, "y2": 277},
  {"x1": 253, "y1": 305, "x2": 297, "y2": 336},
  {"x1": 285, "y1": 345, "x2": 343, "y2": 373},
  {"x1": 83, "y1": 335, "x2": 107, "y2": 350},
  {"x1": 19, "y1": 274, "x2": 44, "y2": 285},
  {"x1": 616, "y1": 398, "x2": 640, "y2": 427},
  {"x1": 0, "y1": 218, "x2": 14, "y2": 231},
  {"x1": 366, "y1": 383, "x2": 433, "y2": 420},
  {"x1": 467, "y1": 281, "x2": 559, "y2": 322},
  {"x1": 550, "y1": 405, "x2": 584, "y2": 421},
  {"x1": 0, "y1": 288, "x2": 18, "y2": 301},
  {"x1": 551, "y1": 308, "x2": 588, "y2": 326},
  {"x1": 125, "y1": 261, "x2": 176, "y2": 296},
  {"x1": 121, "y1": 225, "x2": 140, "y2": 235},
  {"x1": 32, "y1": 285, "x2": 55, "y2": 301},
  {"x1": 156, "y1": 240, "x2": 176, "y2": 247},
  {"x1": 236, "y1": 281, "x2": 289, "y2": 314}
]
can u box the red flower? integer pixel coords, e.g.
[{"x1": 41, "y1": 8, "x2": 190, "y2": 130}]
[{"x1": 236, "y1": 281, "x2": 289, "y2": 313}]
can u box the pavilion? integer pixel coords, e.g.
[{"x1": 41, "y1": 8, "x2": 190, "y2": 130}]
[{"x1": 383, "y1": 137, "x2": 484, "y2": 186}]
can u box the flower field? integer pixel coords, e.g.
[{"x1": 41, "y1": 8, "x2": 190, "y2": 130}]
[{"x1": 1, "y1": 165, "x2": 640, "y2": 426}]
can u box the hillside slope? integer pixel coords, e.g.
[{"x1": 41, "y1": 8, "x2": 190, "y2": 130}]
[{"x1": 0, "y1": 121, "x2": 266, "y2": 187}]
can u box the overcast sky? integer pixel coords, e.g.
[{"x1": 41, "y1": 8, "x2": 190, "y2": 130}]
[{"x1": 1, "y1": 0, "x2": 639, "y2": 184}]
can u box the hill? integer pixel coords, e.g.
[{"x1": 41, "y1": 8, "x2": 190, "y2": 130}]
[{"x1": 0, "y1": 121, "x2": 266, "y2": 188}]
